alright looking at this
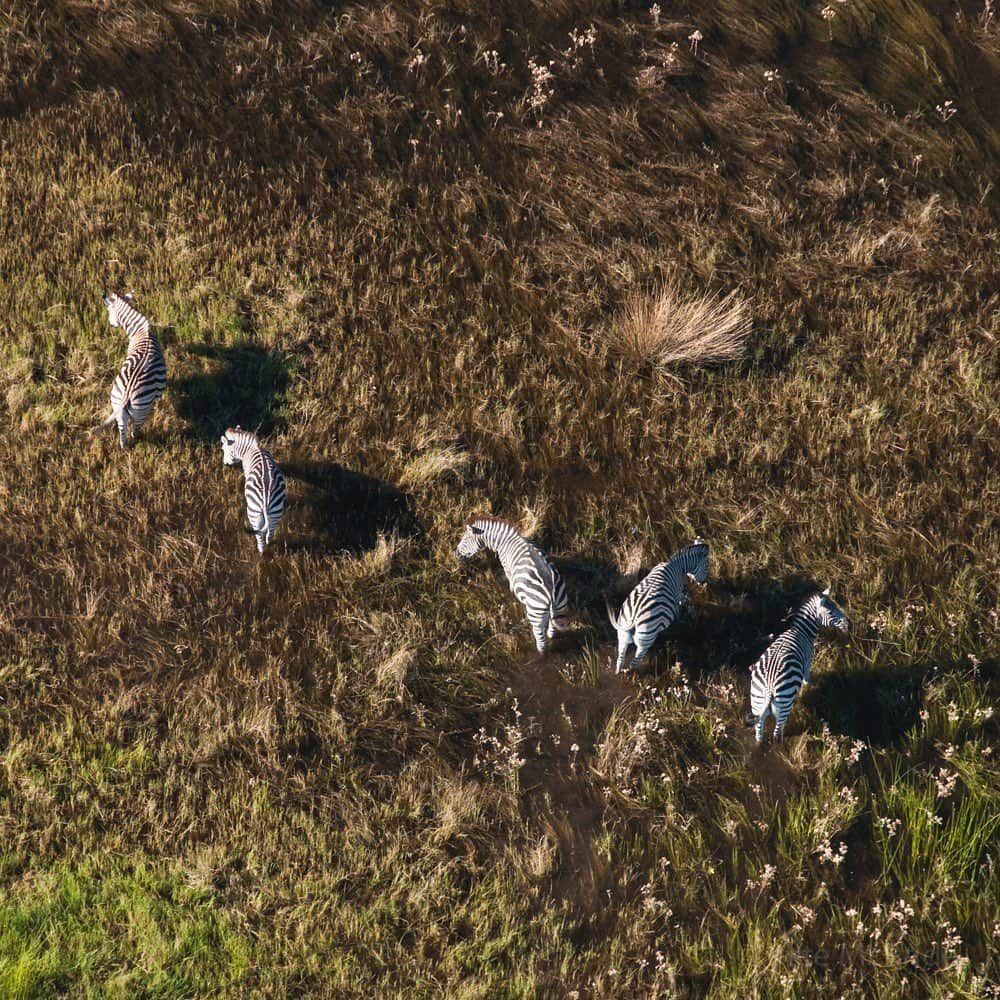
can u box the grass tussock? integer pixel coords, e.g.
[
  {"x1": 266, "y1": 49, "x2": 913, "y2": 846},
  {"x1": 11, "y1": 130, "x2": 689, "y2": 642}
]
[
  {"x1": 399, "y1": 442, "x2": 470, "y2": 489},
  {"x1": 612, "y1": 281, "x2": 753, "y2": 372}
]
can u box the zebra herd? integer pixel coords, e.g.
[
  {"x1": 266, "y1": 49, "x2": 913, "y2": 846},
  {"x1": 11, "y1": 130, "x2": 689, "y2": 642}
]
[
  {"x1": 93, "y1": 291, "x2": 850, "y2": 743},
  {"x1": 95, "y1": 292, "x2": 286, "y2": 555}
]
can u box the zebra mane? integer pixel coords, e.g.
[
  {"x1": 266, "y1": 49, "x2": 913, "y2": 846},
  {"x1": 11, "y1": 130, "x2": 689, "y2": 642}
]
[
  {"x1": 466, "y1": 515, "x2": 519, "y2": 531},
  {"x1": 795, "y1": 590, "x2": 834, "y2": 621}
]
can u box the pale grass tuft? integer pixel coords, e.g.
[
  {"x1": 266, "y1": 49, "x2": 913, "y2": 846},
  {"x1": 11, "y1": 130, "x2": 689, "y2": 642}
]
[
  {"x1": 377, "y1": 644, "x2": 417, "y2": 698},
  {"x1": 615, "y1": 539, "x2": 648, "y2": 576},
  {"x1": 350, "y1": 531, "x2": 409, "y2": 578},
  {"x1": 518, "y1": 496, "x2": 550, "y2": 539},
  {"x1": 399, "y1": 444, "x2": 470, "y2": 488},
  {"x1": 432, "y1": 774, "x2": 493, "y2": 845},
  {"x1": 612, "y1": 280, "x2": 752, "y2": 371},
  {"x1": 183, "y1": 844, "x2": 229, "y2": 891},
  {"x1": 6, "y1": 383, "x2": 31, "y2": 415},
  {"x1": 521, "y1": 834, "x2": 558, "y2": 881},
  {"x1": 1, "y1": 356, "x2": 35, "y2": 387}
]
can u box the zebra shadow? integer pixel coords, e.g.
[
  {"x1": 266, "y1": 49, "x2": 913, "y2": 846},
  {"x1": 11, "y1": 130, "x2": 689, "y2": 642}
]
[
  {"x1": 588, "y1": 569, "x2": 828, "y2": 680},
  {"x1": 801, "y1": 660, "x2": 926, "y2": 746},
  {"x1": 171, "y1": 341, "x2": 292, "y2": 442},
  {"x1": 674, "y1": 571, "x2": 824, "y2": 674},
  {"x1": 280, "y1": 459, "x2": 422, "y2": 555},
  {"x1": 548, "y1": 552, "x2": 620, "y2": 652}
]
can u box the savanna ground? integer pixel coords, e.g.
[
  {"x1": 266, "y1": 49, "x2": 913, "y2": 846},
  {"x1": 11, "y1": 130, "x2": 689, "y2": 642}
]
[{"x1": 0, "y1": 0, "x2": 998, "y2": 996}]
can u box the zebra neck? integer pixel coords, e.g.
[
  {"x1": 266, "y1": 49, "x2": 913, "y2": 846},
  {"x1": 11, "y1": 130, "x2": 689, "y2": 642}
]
[
  {"x1": 238, "y1": 446, "x2": 260, "y2": 472},
  {"x1": 791, "y1": 607, "x2": 821, "y2": 642},
  {"x1": 480, "y1": 523, "x2": 516, "y2": 552}
]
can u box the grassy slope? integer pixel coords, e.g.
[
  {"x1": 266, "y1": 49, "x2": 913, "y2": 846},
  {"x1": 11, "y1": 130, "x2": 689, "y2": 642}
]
[{"x1": 0, "y1": 0, "x2": 997, "y2": 995}]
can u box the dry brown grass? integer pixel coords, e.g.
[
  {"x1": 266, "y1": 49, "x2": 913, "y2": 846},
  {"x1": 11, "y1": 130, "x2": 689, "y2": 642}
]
[
  {"x1": 612, "y1": 280, "x2": 753, "y2": 371},
  {"x1": 0, "y1": 0, "x2": 997, "y2": 995}
]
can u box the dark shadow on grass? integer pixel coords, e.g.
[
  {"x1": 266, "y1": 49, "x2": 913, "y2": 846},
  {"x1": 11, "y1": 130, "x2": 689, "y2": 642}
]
[
  {"x1": 802, "y1": 661, "x2": 925, "y2": 746},
  {"x1": 281, "y1": 459, "x2": 422, "y2": 556},
  {"x1": 591, "y1": 569, "x2": 826, "y2": 679},
  {"x1": 673, "y1": 571, "x2": 822, "y2": 674},
  {"x1": 172, "y1": 342, "x2": 291, "y2": 442},
  {"x1": 550, "y1": 552, "x2": 620, "y2": 653}
]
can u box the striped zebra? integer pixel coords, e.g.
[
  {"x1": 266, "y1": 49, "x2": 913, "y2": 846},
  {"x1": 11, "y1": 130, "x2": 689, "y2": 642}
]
[
  {"x1": 749, "y1": 588, "x2": 850, "y2": 743},
  {"x1": 605, "y1": 538, "x2": 709, "y2": 673},
  {"x1": 93, "y1": 292, "x2": 167, "y2": 448},
  {"x1": 456, "y1": 517, "x2": 570, "y2": 653},
  {"x1": 220, "y1": 427, "x2": 286, "y2": 553}
]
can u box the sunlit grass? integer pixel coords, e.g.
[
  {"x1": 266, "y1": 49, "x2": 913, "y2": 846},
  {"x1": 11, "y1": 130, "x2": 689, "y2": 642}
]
[
  {"x1": 612, "y1": 280, "x2": 752, "y2": 372},
  {"x1": 0, "y1": 0, "x2": 996, "y2": 994}
]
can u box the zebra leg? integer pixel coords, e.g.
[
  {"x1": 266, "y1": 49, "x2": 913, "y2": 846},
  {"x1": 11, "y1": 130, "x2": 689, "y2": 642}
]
[
  {"x1": 773, "y1": 690, "x2": 798, "y2": 741},
  {"x1": 117, "y1": 410, "x2": 129, "y2": 449},
  {"x1": 532, "y1": 626, "x2": 548, "y2": 653},
  {"x1": 773, "y1": 712, "x2": 788, "y2": 741},
  {"x1": 614, "y1": 634, "x2": 630, "y2": 673},
  {"x1": 754, "y1": 712, "x2": 767, "y2": 744},
  {"x1": 629, "y1": 626, "x2": 660, "y2": 672},
  {"x1": 255, "y1": 530, "x2": 267, "y2": 554},
  {"x1": 130, "y1": 409, "x2": 148, "y2": 443},
  {"x1": 529, "y1": 611, "x2": 549, "y2": 653},
  {"x1": 630, "y1": 641, "x2": 654, "y2": 673}
]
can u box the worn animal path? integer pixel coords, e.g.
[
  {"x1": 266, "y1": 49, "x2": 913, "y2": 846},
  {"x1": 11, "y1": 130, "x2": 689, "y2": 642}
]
[{"x1": 506, "y1": 651, "x2": 635, "y2": 914}]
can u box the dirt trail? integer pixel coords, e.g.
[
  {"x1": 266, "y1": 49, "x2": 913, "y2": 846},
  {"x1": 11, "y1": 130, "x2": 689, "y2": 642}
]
[{"x1": 506, "y1": 651, "x2": 635, "y2": 912}]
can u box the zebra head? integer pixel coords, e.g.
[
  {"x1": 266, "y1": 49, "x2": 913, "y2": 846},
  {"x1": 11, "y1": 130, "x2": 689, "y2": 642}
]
[
  {"x1": 456, "y1": 521, "x2": 486, "y2": 560},
  {"x1": 102, "y1": 291, "x2": 134, "y2": 328},
  {"x1": 220, "y1": 427, "x2": 245, "y2": 467},
  {"x1": 816, "y1": 587, "x2": 850, "y2": 634}
]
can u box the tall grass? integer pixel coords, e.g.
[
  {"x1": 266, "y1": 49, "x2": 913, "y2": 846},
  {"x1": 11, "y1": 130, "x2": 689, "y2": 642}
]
[{"x1": 0, "y1": 0, "x2": 996, "y2": 994}]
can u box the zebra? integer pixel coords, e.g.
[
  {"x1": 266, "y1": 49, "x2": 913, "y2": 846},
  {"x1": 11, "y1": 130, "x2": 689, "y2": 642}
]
[
  {"x1": 749, "y1": 588, "x2": 850, "y2": 743},
  {"x1": 456, "y1": 517, "x2": 570, "y2": 653},
  {"x1": 93, "y1": 292, "x2": 167, "y2": 448},
  {"x1": 605, "y1": 538, "x2": 709, "y2": 673},
  {"x1": 220, "y1": 426, "x2": 286, "y2": 554}
]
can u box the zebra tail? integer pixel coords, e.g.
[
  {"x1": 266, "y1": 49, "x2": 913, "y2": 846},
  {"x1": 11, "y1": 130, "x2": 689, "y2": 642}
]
[
  {"x1": 551, "y1": 612, "x2": 572, "y2": 632},
  {"x1": 91, "y1": 413, "x2": 117, "y2": 435},
  {"x1": 604, "y1": 593, "x2": 620, "y2": 631}
]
